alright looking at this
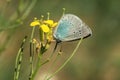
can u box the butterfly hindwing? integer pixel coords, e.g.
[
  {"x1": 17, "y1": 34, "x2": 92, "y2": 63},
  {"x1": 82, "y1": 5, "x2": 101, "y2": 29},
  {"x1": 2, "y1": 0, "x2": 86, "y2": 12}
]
[{"x1": 53, "y1": 14, "x2": 92, "y2": 42}]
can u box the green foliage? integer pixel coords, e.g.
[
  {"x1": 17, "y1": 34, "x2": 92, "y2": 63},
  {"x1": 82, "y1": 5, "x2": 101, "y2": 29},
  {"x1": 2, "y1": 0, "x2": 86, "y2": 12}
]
[{"x1": 0, "y1": 0, "x2": 37, "y2": 30}]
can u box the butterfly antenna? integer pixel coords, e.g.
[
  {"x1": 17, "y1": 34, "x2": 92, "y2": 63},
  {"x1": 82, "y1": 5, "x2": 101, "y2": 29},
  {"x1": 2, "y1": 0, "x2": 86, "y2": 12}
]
[{"x1": 62, "y1": 8, "x2": 66, "y2": 16}]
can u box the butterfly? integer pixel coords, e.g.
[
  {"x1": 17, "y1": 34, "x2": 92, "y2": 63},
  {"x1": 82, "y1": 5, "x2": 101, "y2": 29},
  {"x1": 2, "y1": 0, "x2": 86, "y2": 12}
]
[
  {"x1": 53, "y1": 14, "x2": 92, "y2": 51},
  {"x1": 53, "y1": 14, "x2": 92, "y2": 42}
]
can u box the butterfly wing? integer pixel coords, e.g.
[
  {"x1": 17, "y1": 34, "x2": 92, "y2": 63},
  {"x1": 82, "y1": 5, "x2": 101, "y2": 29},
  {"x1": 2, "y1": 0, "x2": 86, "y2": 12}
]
[{"x1": 53, "y1": 14, "x2": 92, "y2": 42}]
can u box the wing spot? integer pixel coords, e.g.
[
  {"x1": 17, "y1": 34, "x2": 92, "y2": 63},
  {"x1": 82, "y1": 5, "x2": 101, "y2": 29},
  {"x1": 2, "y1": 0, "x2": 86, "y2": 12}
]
[
  {"x1": 78, "y1": 30, "x2": 82, "y2": 35},
  {"x1": 79, "y1": 30, "x2": 81, "y2": 33}
]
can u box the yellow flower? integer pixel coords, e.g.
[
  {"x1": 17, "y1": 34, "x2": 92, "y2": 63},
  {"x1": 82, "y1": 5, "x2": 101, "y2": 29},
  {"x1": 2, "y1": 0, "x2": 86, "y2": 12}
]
[
  {"x1": 46, "y1": 29, "x2": 53, "y2": 42},
  {"x1": 36, "y1": 43, "x2": 41, "y2": 49},
  {"x1": 47, "y1": 35, "x2": 53, "y2": 42},
  {"x1": 40, "y1": 24, "x2": 50, "y2": 33},
  {"x1": 32, "y1": 38, "x2": 37, "y2": 44},
  {"x1": 30, "y1": 20, "x2": 40, "y2": 27},
  {"x1": 44, "y1": 20, "x2": 53, "y2": 25},
  {"x1": 44, "y1": 20, "x2": 58, "y2": 28},
  {"x1": 45, "y1": 44, "x2": 50, "y2": 50},
  {"x1": 51, "y1": 22, "x2": 58, "y2": 27}
]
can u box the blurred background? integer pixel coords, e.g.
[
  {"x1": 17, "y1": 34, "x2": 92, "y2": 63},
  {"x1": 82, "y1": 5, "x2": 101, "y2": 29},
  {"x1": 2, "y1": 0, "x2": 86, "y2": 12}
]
[{"x1": 0, "y1": 0, "x2": 120, "y2": 80}]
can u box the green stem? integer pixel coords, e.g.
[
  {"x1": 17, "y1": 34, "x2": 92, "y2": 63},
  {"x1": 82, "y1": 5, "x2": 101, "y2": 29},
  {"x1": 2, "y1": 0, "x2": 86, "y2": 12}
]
[
  {"x1": 32, "y1": 61, "x2": 40, "y2": 80},
  {"x1": 15, "y1": 50, "x2": 23, "y2": 80},
  {"x1": 31, "y1": 54, "x2": 42, "y2": 80},
  {"x1": 39, "y1": 28, "x2": 44, "y2": 42},
  {"x1": 31, "y1": 48, "x2": 50, "y2": 80},
  {"x1": 14, "y1": 48, "x2": 22, "y2": 80},
  {"x1": 14, "y1": 36, "x2": 27, "y2": 80},
  {"x1": 30, "y1": 27, "x2": 35, "y2": 41},
  {"x1": 29, "y1": 27, "x2": 35, "y2": 80},
  {"x1": 46, "y1": 38, "x2": 83, "y2": 80},
  {"x1": 29, "y1": 43, "x2": 34, "y2": 80},
  {"x1": 41, "y1": 59, "x2": 50, "y2": 66},
  {"x1": 0, "y1": 0, "x2": 38, "y2": 30},
  {"x1": 20, "y1": 0, "x2": 38, "y2": 20}
]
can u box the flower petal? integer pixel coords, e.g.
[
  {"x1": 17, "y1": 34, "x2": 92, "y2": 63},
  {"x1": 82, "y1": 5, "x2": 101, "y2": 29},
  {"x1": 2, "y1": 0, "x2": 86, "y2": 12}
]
[
  {"x1": 30, "y1": 21, "x2": 40, "y2": 27},
  {"x1": 44, "y1": 20, "x2": 53, "y2": 25},
  {"x1": 40, "y1": 24, "x2": 50, "y2": 33},
  {"x1": 51, "y1": 22, "x2": 58, "y2": 27}
]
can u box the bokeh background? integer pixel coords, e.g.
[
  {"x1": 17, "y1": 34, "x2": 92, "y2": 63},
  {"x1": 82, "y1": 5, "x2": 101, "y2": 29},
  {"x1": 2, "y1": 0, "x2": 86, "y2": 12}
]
[{"x1": 0, "y1": 0, "x2": 120, "y2": 80}]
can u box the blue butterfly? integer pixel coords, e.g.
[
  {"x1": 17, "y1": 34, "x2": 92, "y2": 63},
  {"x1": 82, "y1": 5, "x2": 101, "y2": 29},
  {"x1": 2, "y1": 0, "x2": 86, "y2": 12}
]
[
  {"x1": 54, "y1": 14, "x2": 92, "y2": 42},
  {"x1": 53, "y1": 14, "x2": 92, "y2": 51}
]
